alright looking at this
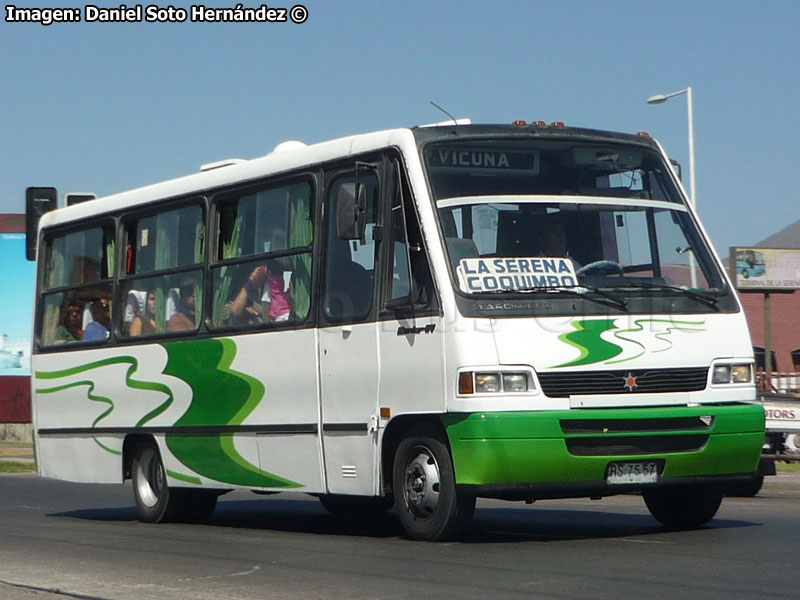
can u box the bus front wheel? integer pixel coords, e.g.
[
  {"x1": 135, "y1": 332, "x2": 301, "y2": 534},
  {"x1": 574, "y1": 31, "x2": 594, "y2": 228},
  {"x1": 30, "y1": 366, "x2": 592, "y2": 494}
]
[
  {"x1": 131, "y1": 441, "x2": 217, "y2": 523},
  {"x1": 643, "y1": 485, "x2": 723, "y2": 529},
  {"x1": 392, "y1": 426, "x2": 475, "y2": 541}
]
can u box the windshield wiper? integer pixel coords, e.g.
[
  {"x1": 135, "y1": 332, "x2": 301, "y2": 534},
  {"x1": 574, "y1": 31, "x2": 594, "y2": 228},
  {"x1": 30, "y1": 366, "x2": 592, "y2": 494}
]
[
  {"x1": 547, "y1": 285, "x2": 628, "y2": 311},
  {"x1": 614, "y1": 282, "x2": 720, "y2": 309},
  {"x1": 474, "y1": 285, "x2": 628, "y2": 310}
]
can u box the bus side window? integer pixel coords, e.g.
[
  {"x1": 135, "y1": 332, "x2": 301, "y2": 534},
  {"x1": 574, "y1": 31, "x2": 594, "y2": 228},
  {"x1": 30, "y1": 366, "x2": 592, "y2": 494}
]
[
  {"x1": 39, "y1": 224, "x2": 114, "y2": 346},
  {"x1": 323, "y1": 171, "x2": 379, "y2": 322},
  {"x1": 210, "y1": 180, "x2": 313, "y2": 329},
  {"x1": 119, "y1": 204, "x2": 204, "y2": 336},
  {"x1": 385, "y1": 160, "x2": 437, "y2": 311}
]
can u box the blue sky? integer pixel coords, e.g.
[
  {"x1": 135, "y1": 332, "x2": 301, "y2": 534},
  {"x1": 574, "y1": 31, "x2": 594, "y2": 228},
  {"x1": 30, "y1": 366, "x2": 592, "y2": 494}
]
[{"x1": 1, "y1": 0, "x2": 798, "y2": 256}]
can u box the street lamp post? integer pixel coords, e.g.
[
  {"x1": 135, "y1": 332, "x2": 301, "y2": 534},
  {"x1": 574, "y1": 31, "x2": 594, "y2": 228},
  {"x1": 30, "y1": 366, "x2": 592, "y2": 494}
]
[
  {"x1": 647, "y1": 87, "x2": 697, "y2": 287},
  {"x1": 647, "y1": 87, "x2": 695, "y2": 207}
]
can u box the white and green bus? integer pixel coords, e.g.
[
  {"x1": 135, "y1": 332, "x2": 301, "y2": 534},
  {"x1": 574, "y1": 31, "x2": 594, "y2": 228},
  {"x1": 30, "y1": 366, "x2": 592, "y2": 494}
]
[{"x1": 28, "y1": 121, "x2": 764, "y2": 541}]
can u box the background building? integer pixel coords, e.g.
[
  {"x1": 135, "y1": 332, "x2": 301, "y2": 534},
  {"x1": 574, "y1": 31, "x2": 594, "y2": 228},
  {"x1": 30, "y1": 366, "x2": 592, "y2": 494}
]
[
  {"x1": 0, "y1": 214, "x2": 34, "y2": 441},
  {"x1": 734, "y1": 219, "x2": 800, "y2": 375}
]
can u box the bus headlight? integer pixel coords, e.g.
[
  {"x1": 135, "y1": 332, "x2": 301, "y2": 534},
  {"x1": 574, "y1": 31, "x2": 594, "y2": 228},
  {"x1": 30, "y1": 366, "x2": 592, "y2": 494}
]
[
  {"x1": 459, "y1": 370, "x2": 533, "y2": 394},
  {"x1": 502, "y1": 373, "x2": 529, "y2": 392},
  {"x1": 711, "y1": 363, "x2": 752, "y2": 384},
  {"x1": 475, "y1": 373, "x2": 501, "y2": 393}
]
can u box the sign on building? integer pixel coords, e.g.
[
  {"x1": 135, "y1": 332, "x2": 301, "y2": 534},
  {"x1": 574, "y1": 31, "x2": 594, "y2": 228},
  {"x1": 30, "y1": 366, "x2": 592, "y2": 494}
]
[
  {"x1": 0, "y1": 220, "x2": 35, "y2": 376},
  {"x1": 731, "y1": 247, "x2": 800, "y2": 291}
]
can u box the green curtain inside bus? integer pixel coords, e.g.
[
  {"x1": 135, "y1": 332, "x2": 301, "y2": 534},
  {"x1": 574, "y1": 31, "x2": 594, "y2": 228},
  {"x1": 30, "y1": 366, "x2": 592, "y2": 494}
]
[{"x1": 288, "y1": 186, "x2": 312, "y2": 320}]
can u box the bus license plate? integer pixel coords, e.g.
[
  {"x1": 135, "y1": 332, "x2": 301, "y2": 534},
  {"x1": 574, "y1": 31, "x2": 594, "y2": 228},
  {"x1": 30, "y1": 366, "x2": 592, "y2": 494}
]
[{"x1": 606, "y1": 461, "x2": 658, "y2": 485}]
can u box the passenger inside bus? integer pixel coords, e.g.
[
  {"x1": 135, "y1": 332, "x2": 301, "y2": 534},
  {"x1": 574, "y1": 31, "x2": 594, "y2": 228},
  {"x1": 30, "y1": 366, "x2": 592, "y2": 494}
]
[
  {"x1": 537, "y1": 214, "x2": 582, "y2": 269},
  {"x1": 128, "y1": 289, "x2": 158, "y2": 336},
  {"x1": 262, "y1": 228, "x2": 292, "y2": 322},
  {"x1": 53, "y1": 298, "x2": 83, "y2": 343},
  {"x1": 223, "y1": 265, "x2": 268, "y2": 327},
  {"x1": 167, "y1": 279, "x2": 196, "y2": 331},
  {"x1": 262, "y1": 260, "x2": 291, "y2": 322}
]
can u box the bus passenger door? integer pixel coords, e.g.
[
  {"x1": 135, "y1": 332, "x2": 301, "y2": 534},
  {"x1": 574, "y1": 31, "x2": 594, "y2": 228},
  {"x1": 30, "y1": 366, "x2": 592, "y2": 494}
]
[
  {"x1": 318, "y1": 166, "x2": 381, "y2": 496},
  {"x1": 377, "y1": 159, "x2": 445, "y2": 428}
]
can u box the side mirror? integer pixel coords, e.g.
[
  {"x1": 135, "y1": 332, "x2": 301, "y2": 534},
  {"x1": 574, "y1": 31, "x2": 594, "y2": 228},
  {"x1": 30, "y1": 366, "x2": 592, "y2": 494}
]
[
  {"x1": 25, "y1": 187, "x2": 58, "y2": 261},
  {"x1": 336, "y1": 182, "x2": 367, "y2": 240},
  {"x1": 670, "y1": 158, "x2": 682, "y2": 181}
]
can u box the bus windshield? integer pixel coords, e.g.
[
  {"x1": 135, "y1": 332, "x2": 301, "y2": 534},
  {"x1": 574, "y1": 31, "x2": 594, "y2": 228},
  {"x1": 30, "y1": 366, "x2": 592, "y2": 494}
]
[{"x1": 424, "y1": 140, "x2": 731, "y2": 312}]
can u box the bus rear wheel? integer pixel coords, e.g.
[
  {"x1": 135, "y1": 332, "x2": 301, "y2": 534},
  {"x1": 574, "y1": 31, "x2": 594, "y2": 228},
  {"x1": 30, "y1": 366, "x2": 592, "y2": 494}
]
[
  {"x1": 392, "y1": 426, "x2": 475, "y2": 541},
  {"x1": 643, "y1": 485, "x2": 723, "y2": 529},
  {"x1": 131, "y1": 441, "x2": 217, "y2": 523}
]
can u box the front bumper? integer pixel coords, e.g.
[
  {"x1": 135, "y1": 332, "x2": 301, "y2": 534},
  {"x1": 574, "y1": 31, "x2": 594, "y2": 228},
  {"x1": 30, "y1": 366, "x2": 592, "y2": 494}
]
[{"x1": 443, "y1": 403, "x2": 765, "y2": 499}]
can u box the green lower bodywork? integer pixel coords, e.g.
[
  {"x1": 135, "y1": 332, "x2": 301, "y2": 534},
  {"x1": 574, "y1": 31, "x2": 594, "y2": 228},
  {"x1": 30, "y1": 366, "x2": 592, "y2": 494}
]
[{"x1": 442, "y1": 403, "x2": 765, "y2": 489}]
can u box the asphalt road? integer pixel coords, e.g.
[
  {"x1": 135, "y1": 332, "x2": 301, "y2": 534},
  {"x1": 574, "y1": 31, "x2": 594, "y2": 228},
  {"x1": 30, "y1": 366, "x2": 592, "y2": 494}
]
[{"x1": 1, "y1": 474, "x2": 799, "y2": 600}]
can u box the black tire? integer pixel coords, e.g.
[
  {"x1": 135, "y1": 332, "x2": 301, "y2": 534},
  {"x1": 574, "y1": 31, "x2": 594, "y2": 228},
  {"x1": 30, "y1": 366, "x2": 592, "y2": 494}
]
[
  {"x1": 725, "y1": 475, "x2": 764, "y2": 497},
  {"x1": 643, "y1": 485, "x2": 724, "y2": 529},
  {"x1": 131, "y1": 441, "x2": 217, "y2": 523},
  {"x1": 392, "y1": 425, "x2": 475, "y2": 541}
]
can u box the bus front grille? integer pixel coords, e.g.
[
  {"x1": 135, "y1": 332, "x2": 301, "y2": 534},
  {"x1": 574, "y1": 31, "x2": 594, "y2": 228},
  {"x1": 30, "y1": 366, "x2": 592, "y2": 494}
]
[{"x1": 537, "y1": 367, "x2": 709, "y2": 398}]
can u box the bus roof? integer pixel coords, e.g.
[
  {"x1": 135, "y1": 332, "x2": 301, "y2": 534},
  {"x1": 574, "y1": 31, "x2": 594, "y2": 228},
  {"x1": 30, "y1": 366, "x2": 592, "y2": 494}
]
[
  {"x1": 38, "y1": 126, "x2": 417, "y2": 230},
  {"x1": 411, "y1": 122, "x2": 661, "y2": 147},
  {"x1": 38, "y1": 122, "x2": 661, "y2": 230}
]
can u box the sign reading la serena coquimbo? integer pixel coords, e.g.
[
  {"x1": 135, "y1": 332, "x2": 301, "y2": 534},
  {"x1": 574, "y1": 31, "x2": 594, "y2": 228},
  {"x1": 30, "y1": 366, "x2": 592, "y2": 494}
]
[{"x1": 457, "y1": 257, "x2": 577, "y2": 293}]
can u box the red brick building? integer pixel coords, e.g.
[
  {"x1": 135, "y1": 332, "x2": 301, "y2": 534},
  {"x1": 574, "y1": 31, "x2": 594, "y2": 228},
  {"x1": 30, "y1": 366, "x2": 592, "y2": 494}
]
[
  {"x1": 739, "y1": 292, "x2": 800, "y2": 372},
  {"x1": 732, "y1": 219, "x2": 800, "y2": 374}
]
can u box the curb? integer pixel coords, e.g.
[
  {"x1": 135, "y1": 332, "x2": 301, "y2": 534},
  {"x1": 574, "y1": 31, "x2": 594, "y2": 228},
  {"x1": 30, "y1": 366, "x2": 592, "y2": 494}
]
[{"x1": 0, "y1": 442, "x2": 35, "y2": 465}]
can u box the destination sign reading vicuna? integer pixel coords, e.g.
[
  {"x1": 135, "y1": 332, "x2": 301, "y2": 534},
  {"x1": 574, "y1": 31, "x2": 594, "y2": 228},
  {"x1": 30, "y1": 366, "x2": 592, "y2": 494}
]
[{"x1": 427, "y1": 148, "x2": 539, "y2": 170}]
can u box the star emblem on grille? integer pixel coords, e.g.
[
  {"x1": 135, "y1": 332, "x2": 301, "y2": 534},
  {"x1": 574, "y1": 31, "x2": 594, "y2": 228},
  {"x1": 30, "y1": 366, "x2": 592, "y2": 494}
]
[{"x1": 623, "y1": 372, "x2": 638, "y2": 391}]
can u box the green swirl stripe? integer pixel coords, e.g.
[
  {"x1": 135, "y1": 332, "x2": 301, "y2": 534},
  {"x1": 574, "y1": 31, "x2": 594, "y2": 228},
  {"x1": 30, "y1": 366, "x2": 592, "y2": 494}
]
[
  {"x1": 36, "y1": 379, "x2": 120, "y2": 455},
  {"x1": 163, "y1": 338, "x2": 301, "y2": 489},
  {"x1": 35, "y1": 355, "x2": 196, "y2": 481},
  {"x1": 555, "y1": 319, "x2": 621, "y2": 367},
  {"x1": 554, "y1": 317, "x2": 706, "y2": 368},
  {"x1": 167, "y1": 469, "x2": 203, "y2": 485},
  {"x1": 35, "y1": 344, "x2": 301, "y2": 488},
  {"x1": 607, "y1": 318, "x2": 705, "y2": 365},
  {"x1": 35, "y1": 355, "x2": 175, "y2": 427}
]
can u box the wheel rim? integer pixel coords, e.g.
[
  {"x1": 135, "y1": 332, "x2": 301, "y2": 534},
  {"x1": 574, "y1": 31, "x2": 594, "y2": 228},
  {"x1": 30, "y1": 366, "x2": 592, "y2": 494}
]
[
  {"x1": 403, "y1": 447, "x2": 441, "y2": 519},
  {"x1": 135, "y1": 446, "x2": 164, "y2": 508}
]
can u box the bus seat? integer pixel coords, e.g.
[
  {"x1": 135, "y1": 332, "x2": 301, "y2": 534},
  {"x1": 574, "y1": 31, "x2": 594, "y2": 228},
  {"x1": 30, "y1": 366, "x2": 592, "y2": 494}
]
[
  {"x1": 325, "y1": 262, "x2": 372, "y2": 319},
  {"x1": 82, "y1": 302, "x2": 94, "y2": 330},
  {"x1": 496, "y1": 212, "x2": 540, "y2": 257},
  {"x1": 445, "y1": 238, "x2": 479, "y2": 269},
  {"x1": 125, "y1": 290, "x2": 146, "y2": 323},
  {"x1": 324, "y1": 239, "x2": 373, "y2": 319},
  {"x1": 165, "y1": 288, "x2": 180, "y2": 322}
]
